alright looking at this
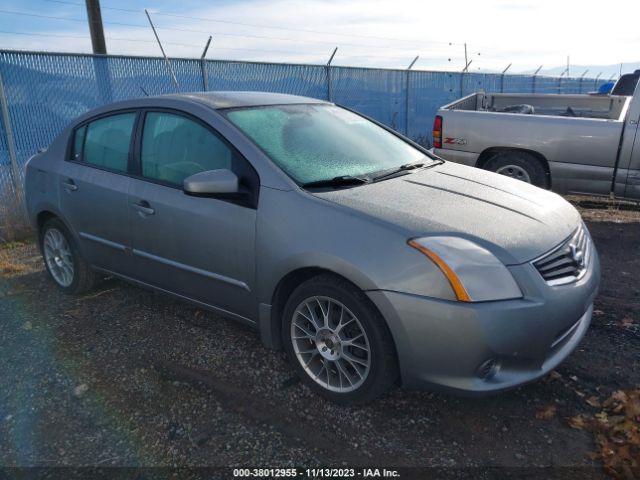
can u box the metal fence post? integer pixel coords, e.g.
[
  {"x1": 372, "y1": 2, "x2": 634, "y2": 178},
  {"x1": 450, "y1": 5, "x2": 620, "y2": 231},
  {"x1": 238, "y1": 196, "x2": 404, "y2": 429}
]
[
  {"x1": 404, "y1": 56, "x2": 419, "y2": 137},
  {"x1": 326, "y1": 47, "x2": 337, "y2": 101},
  {"x1": 200, "y1": 36, "x2": 212, "y2": 92},
  {"x1": 0, "y1": 72, "x2": 22, "y2": 200},
  {"x1": 532, "y1": 65, "x2": 542, "y2": 94}
]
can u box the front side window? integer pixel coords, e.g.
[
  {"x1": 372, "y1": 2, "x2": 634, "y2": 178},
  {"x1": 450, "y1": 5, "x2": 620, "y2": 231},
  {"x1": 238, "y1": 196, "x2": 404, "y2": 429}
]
[
  {"x1": 82, "y1": 112, "x2": 136, "y2": 172},
  {"x1": 141, "y1": 112, "x2": 232, "y2": 185},
  {"x1": 225, "y1": 104, "x2": 434, "y2": 185}
]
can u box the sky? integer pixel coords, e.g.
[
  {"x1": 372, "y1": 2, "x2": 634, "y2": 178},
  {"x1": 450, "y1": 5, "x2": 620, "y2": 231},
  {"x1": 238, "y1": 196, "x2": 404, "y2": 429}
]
[{"x1": 0, "y1": 0, "x2": 639, "y2": 75}]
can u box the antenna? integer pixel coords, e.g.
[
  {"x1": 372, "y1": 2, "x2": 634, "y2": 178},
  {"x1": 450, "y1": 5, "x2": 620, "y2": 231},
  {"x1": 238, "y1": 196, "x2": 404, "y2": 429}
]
[
  {"x1": 407, "y1": 55, "x2": 419, "y2": 70},
  {"x1": 534, "y1": 65, "x2": 543, "y2": 76},
  {"x1": 145, "y1": 9, "x2": 180, "y2": 93},
  {"x1": 462, "y1": 60, "x2": 472, "y2": 72},
  {"x1": 502, "y1": 63, "x2": 512, "y2": 75},
  {"x1": 140, "y1": 85, "x2": 149, "y2": 96}
]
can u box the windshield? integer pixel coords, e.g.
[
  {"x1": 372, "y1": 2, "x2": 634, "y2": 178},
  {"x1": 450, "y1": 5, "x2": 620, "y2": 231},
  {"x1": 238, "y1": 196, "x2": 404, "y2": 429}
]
[{"x1": 225, "y1": 104, "x2": 435, "y2": 185}]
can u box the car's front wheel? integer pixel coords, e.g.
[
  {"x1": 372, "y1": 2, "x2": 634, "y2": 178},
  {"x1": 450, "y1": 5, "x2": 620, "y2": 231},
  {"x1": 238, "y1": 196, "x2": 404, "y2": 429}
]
[
  {"x1": 282, "y1": 274, "x2": 398, "y2": 404},
  {"x1": 40, "y1": 218, "x2": 99, "y2": 295}
]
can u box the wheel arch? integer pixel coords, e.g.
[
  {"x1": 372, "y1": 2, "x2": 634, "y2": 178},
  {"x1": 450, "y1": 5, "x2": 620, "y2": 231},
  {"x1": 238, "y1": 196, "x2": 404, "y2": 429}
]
[
  {"x1": 476, "y1": 147, "x2": 552, "y2": 188},
  {"x1": 264, "y1": 266, "x2": 384, "y2": 352},
  {"x1": 35, "y1": 209, "x2": 84, "y2": 254},
  {"x1": 37, "y1": 210, "x2": 59, "y2": 232}
]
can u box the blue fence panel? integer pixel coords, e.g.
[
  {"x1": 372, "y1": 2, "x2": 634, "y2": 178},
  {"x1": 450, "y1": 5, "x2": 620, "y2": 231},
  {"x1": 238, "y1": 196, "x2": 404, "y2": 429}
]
[
  {"x1": 0, "y1": 103, "x2": 11, "y2": 197},
  {"x1": 330, "y1": 67, "x2": 408, "y2": 133},
  {"x1": 408, "y1": 71, "x2": 460, "y2": 143},
  {"x1": 206, "y1": 61, "x2": 327, "y2": 99},
  {"x1": 533, "y1": 76, "x2": 562, "y2": 94},
  {"x1": 0, "y1": 52, "x2": 103, "y2": 176},
  {"x1": 502, "y1": 75, "x2": 535, "y2": 93},
  {"x1": 108, "y1": 56, "x2": 203, "y2": 99}
]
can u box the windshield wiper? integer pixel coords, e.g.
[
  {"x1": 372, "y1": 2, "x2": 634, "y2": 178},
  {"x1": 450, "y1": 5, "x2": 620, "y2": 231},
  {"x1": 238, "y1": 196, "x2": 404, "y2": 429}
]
[
  {"x1": 372, "y1": 159, "x2": 445, "y2": 182},
  {"x1": 301, "y1": 175, "x2": 370, "y2": 189},
  {"x1": 371, "y1": 162, "x2": 426, "y2": 182}
]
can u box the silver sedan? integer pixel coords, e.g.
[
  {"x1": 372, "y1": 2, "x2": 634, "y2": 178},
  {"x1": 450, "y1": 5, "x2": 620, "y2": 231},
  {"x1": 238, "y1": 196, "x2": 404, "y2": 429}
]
[{"x1": 25, "y1": 92, "x2": 600, "y2": 404}]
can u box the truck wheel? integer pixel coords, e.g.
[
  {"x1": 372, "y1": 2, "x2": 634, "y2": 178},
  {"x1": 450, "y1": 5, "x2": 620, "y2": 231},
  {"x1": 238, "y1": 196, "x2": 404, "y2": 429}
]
[
  {"x1": 40, "y1": 218, "x2": 99, "y2": 295},
  {"x1": 484, "y1": 151, "x2": 549, "y2": 188},
  {"x1": 282, "y1": 274, "x2": 398, "y2": 405}
]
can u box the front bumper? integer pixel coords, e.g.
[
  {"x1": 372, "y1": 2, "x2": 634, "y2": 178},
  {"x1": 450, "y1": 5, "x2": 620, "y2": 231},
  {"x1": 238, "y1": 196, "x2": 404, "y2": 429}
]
[{"x1": 367, "y1": 247, "x2": 600, "y2": 394}]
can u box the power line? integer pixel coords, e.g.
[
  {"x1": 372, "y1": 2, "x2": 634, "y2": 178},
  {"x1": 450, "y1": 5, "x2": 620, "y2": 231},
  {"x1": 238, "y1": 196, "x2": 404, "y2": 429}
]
[
  {"x1": 0, "y1": 29, "x2": 455, "y2": 62},
  {"x1": 42, "y1": 0, "x2": 462, "y2": 47},
  {"x1": 0, "y1": 29, "x2": 378, "y2": 57},
  {"x1": 0, "y1": 9, "x2": 458, "y2": 55}
]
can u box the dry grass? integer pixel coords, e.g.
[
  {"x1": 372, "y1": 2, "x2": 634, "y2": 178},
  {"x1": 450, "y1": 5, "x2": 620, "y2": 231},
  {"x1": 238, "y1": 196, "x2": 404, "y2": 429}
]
[
  {"x1": 0, "y1": 183, "x2": 31, "y2": 242},
  {"x1": 0, "y1": 245, "x2": 27, "y2": 276},
  {"x1": 568, "y1": 194, "x2": 640, "y2": 223}
]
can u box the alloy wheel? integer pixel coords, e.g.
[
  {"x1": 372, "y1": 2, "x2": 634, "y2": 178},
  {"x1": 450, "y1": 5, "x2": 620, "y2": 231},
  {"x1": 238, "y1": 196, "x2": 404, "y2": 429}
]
[
  {"x1": 43, "y1": 228, "x2": 74, "y2": 287},
  {"x1": 290, "y1": 296, "x2": 371, "y2": 393}
]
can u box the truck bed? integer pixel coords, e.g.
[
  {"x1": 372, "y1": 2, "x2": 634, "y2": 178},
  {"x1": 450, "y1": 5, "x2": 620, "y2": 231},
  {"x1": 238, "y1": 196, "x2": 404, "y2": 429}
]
[{"x1": 444, "y1": 93, "x2": 629, "y2": 120}]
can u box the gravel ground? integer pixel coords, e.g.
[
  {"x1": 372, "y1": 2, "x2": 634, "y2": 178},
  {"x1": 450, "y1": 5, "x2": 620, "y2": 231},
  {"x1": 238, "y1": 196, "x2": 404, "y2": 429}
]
[{"x1": 0, "y1": 198, "x2": 638, "y2": 477}]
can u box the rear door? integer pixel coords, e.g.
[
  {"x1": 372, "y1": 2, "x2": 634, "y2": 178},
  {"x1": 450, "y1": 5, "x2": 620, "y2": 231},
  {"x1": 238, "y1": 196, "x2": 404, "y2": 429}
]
[
  {"x1": 127, "y1": 110, "x2": 259, "y2": 321},
  {"x1": 58, "y1": 111, "x2": 137, "y2": 275}
]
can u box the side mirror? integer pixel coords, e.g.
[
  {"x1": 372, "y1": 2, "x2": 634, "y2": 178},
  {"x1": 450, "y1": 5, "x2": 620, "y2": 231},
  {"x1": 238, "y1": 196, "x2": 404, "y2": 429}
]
[{"x1": 183, "y1": 169, "x2": 239, "y2": 196}]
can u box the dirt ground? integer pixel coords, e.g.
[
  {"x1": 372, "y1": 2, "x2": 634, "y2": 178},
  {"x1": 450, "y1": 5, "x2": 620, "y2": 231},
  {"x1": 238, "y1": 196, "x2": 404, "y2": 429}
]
[{"x1": 0, "y1": 197, "x2": 638, "y2": 478}]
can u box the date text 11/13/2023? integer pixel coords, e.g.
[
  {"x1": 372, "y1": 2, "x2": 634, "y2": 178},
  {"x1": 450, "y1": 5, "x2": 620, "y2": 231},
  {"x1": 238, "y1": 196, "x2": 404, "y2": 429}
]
[{"x1": 232, "y1": 468, "x2": 401, "y2": 478}]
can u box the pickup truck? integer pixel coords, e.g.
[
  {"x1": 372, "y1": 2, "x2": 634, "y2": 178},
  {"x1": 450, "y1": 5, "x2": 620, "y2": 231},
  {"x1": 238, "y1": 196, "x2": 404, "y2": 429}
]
[{"x1": 432, "y1": 83, "x2": 640, "y2": 200}]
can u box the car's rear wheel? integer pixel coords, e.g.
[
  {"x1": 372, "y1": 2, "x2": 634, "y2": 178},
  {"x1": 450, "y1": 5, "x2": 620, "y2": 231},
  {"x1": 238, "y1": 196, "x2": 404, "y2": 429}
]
[
  {"x1": 484, "y1": 150, "x2": 549, "y2": 188},
  {"x1": 40, "y1": 218, "x2": 99, "y2": 294},
  {"x1": 282, "y1": 274, "x2": 398, "y2": 404}
]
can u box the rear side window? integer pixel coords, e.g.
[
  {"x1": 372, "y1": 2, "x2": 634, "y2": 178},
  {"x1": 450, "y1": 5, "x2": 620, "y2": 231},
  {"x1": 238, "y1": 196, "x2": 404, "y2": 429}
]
[
  {"x1": 141, "y1": 112, "x2": 232, "y2": 185},
  {"x1": 80, "y1": 112, "x2": 136, "y2": 172}
]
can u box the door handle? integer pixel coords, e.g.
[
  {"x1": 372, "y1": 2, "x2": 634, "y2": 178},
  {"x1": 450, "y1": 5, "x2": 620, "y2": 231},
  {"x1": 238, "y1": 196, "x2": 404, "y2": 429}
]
[
  {"x1": 62, "y1": 179, "x2": 78, "y2": 192},
  {"x1": 132, "y1": 200, "x2": 155, "y2": 216}
]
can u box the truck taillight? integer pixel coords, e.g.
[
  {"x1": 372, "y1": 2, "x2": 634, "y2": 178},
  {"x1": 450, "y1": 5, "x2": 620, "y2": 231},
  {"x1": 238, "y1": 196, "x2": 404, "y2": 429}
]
[{"x1": 433, "y1": 115, "x2": 443, "y2": 149}]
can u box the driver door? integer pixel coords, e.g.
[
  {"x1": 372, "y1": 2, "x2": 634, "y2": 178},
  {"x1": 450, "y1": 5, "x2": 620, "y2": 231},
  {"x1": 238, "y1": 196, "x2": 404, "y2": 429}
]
[{"x1": 127, "y1": 110, "x2": 259, "y2": 321}]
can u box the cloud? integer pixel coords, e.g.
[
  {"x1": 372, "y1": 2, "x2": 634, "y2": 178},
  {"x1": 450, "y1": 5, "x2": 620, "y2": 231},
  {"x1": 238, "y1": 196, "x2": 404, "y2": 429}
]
[{"x1": 0, "y1": 0, "x2": 638, "y2": 73}]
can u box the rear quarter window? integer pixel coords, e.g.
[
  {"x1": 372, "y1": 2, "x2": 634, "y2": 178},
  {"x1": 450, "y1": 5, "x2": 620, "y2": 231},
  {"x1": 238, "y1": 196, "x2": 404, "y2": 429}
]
[
  {"x1": 80, "y1": 112, "x2": 136, "y2": 172},
  {"x1": 71, "y1": 125, "x2": 86, "y2": 161}
]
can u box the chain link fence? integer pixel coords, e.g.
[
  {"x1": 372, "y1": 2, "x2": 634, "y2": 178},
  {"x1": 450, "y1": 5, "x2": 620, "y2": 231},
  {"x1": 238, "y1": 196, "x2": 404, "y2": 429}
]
[{"x1": 0, "y1": 50, "x2": 607, "y2": 237}]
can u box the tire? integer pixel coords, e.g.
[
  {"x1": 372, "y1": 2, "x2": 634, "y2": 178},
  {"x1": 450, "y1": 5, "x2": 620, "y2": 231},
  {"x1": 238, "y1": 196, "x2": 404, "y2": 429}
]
[
  {"x1": 39, "y1": 218, "x2": 99, "y2": 295},
  {"x1": 282, "y1": 274, "x2": 398, "y2": 405},
  {"x1": 483, "y1": 150, "x2": 549, "y2": 188}
]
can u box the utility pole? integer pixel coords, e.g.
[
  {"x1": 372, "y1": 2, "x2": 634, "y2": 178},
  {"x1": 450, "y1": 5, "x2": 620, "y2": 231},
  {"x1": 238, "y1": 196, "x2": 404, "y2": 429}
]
[{"x1": 85, "y1": 0, "x2": 107, "y2": 54}]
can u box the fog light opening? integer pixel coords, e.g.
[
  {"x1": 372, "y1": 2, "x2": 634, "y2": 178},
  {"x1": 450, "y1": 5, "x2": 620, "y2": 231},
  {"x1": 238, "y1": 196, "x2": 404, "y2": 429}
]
[{"x1": 477, "y1": 358, "x2": 501, "y2": 380}]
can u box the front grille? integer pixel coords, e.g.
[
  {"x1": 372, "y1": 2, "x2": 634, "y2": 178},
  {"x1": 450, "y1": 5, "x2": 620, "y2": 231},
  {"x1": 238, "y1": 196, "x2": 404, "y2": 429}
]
[{"x1": 533, "y1": 224, "x2": 590, "y2": 286}]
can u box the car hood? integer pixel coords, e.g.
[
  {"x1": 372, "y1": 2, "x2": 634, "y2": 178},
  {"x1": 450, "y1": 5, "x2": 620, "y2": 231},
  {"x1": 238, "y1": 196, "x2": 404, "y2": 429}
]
[{"x1": 310, "y1": 162, "x2": 581, "y2": 265}]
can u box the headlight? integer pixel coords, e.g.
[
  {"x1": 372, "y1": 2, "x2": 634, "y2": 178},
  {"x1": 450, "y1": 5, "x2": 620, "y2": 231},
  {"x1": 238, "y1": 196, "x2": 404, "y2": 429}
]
[{"x1": 408, "y1": 236, "x2": 522, "y2": 302}]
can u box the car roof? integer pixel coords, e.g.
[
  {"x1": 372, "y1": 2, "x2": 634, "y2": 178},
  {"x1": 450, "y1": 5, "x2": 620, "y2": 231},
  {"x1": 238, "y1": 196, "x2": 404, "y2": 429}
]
[
  {"x1": 169, "y1": 91, "x2": 329, "y2": 109},
  {"x1": 72, "y1": 91, "x2": 329, "y2": 126}
]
